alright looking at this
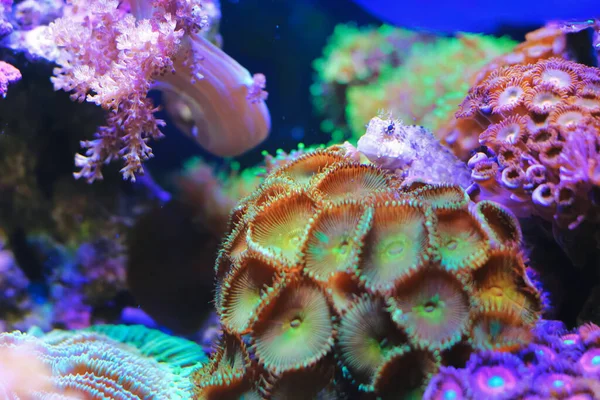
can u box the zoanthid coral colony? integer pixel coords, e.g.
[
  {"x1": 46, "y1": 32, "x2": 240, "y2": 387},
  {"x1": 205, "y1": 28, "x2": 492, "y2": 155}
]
[
  {"x1": 424, "y1": 320, "x2": 600, "y2": 399},
  {"x1": 459, "y1": 58, "x2": 600, "y2": 232},
  {"x1": 196, "y1": 146, "x2": 543, "y2": 398}
]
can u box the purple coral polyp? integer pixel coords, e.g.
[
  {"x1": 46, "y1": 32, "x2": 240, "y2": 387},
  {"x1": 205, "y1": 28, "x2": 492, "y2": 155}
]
[
  {"x1": 423, "y1": 367, "x2": 469, "y2": 400},
  {"x1": 427, "y1": 321, "x2": 600, "y2": 399},
  {"x1": 467, "y1": 353, "x2": 524, "y2": 399},
  {"x1": 578, "y1": 348, "x2": 600, "y2": 378},
  {"x1": 518, "y1": 343, "x2": 558, "y2": 366},
  {"x1": 534, "y1": 372, "x2": 575, "y2": 395}
]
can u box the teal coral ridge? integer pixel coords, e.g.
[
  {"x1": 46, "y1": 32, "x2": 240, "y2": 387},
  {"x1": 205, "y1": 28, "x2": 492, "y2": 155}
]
[
  {"x1": 0, "y1": 324, "x2": 207, "y2": 399},
  {"x1": 86, "y1": 324, "x2": 207, "y2": 369}
]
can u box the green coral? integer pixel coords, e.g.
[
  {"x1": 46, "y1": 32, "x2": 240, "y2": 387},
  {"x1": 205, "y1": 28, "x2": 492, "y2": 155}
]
[
  {"x1": 312, "y1": 24, "x2": 517, "y2": 144},
  {"x1": 86, "y1": 324, "x2": 207, "y2": 368},
  {"x1": 0, "y1": 324, "x2": 207, "y2": 399},
  {"x1": 347, "y1": 33, "x2": 517, "y2": 142},
  {"x1": 311, "y1": 23, "x2": 435, "y2": 144}
]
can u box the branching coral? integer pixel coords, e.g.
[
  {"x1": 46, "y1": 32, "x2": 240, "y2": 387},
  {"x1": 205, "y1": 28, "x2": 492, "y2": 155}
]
[
  {"x1": 198, "y1": 146, "x2": 543, "y2": 397},
  {"x1": 425, "y1": 321, "x2": 600, "y2": 400},
  {"x1": 49, "y1": 0, "x2": 270, "y2": 182},
  {"x1": 455, "y1": 58, "x2": 600, "y2": 260},
  {"x1": 0, "y1": 324, "x2": 206, "y2": 399}
]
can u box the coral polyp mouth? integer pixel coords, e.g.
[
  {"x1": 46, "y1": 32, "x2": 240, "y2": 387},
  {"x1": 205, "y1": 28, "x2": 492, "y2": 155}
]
[
  {"x1": 314, "y1": 163, "x2": 393, "y2": 202},
  {"x1": 474, "y1": 251, "x2": 542, "y2": 326},
  {"x1": 220, "y1": 254, "x2": 283, "y2": 334},
  {"x1": 250, "y1": 281, "x2": 335, "y2": 375},
  {"x1": 337, "y1": 296, "x2": 407, "y2": 389},
  {"x1": 436, "y1": 210, "x2": 490, "y2": 273},
  {"x1": 303, "y1": 202, "x2": 371, "y2": 281},
  {"x1": 467, "y1": 352, "x2": 524, "y2": 399},
  {"x1": 271, "y1": 150, "x2": 347, "y2": 186},
  {"x1": 389, "y1": 269, "x2": 473, "y2": 350},
  {"x1": 248, "y1": 190, "x2": 316, "y2": 267},
  {"x1": 359, "y1": 200, "x2": 433, "y2": 293}
]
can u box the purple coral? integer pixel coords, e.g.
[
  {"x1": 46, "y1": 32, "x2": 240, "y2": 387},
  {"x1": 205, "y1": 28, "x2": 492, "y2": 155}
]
[
  {"x1": 426, "y1": 320, "x2": 600, "y2": 399},
  {"x1": 49, "y1": 0, "x2": 270, "y2": 182},
  {"x1": 578, "y1": 347, "x2": 600, "y2": 379},
  {"x1": 0, "y1": 60, "x2": 21, "y2": 97},
  {"x1": 423, "y1": 367, "x2": 470, "y2": 400},
  {"x1": 467, "y1": 352, "x2": 525, "y2": 399}
]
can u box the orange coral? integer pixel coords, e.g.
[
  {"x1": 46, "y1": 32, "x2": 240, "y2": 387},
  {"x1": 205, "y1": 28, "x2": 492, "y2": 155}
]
[
  {"x1": 440, "y1": 20, "x2": 600, "y2": 160},
  {"x1": 198, "y1": 147, "x2": 543, "y2": 397},
  {"x1": 457, "y1": 58, "x2": 600, "y2": 236}
]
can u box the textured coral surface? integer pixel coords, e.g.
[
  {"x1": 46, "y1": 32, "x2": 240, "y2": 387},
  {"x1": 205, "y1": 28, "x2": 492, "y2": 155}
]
[
  {"x1": 311, "y1": 23, "x2": 516, "y2": 146},
  {"x1": 310, "y1": 23, "x2": 435, "y2": 144},
  {"x1": 196, "y1": 147, "x2": 543, "y2": 398},
  {"x1": 439, "y1": 19, "x2": 600, "y2": 160},
  {"x1": 346, "y1": 34, "x2": 516, "y2": 145},
  {"x1": 425, "y1": 320, "x2": 600, "y2": 399},
  {"x1": 458, "y1": 58, "x2": 600, "y2": 233},
  {"x1": 0, "y1": 324, "x2": 206, "y2": 399}
]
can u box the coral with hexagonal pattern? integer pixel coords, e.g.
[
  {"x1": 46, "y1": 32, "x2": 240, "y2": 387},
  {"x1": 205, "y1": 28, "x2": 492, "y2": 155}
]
[{"x1": 193, "y1": 146, "x2": 543, "y2": 399}]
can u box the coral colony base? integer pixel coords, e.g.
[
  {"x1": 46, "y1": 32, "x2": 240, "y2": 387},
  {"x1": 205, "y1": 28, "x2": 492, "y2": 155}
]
[{"x1": 0, "y1": 0, "x2": 599, "y2": 398}]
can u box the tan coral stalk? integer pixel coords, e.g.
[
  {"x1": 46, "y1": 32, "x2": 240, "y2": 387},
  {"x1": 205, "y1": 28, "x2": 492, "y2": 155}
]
[{"x1": 155, "y1": 34, "x2": 271, "y2": 157}]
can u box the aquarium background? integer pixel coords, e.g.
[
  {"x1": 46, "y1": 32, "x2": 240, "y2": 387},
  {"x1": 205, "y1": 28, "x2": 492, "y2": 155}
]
[{"x1": 0, "y1": 0, "x2": 599, "y2": 398}]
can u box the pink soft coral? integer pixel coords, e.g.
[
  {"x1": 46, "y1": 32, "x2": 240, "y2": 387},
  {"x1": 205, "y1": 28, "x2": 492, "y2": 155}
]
[
  {"x1": 50, "y1": 0, "x2": 270, "y2": 182},
  {"x1": 0, "y1": 60, "x2": 21, "y2": 97}
]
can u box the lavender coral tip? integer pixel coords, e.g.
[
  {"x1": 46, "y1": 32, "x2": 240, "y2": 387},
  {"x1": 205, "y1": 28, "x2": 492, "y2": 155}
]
[{"x1": 0, "y1": 60, "x2": 21, "y2": 98}]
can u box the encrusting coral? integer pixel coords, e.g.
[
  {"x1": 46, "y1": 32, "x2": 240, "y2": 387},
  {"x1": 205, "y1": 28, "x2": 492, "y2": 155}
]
[
  {"x1": 196, "y1": 145, "x2": 543, "y2": 398},
  {"x1": 455, "y1": 57, "x2": 600, "y2": 263},
  {"x1": 49, "y1": 0, "x2": 270, "y2": 182},
  {"x1": 424, "y1": 320, "x2": 600, "y2": 400},
  {"x1": 311, "y1": 23, "x2": 517, "y2": 146},
  {"x1": 439, "y1": 19, "x2": 600, "y2": 160},
  {"x1": 0, "y1": 324, "x2": 207, "y2": 399}
]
